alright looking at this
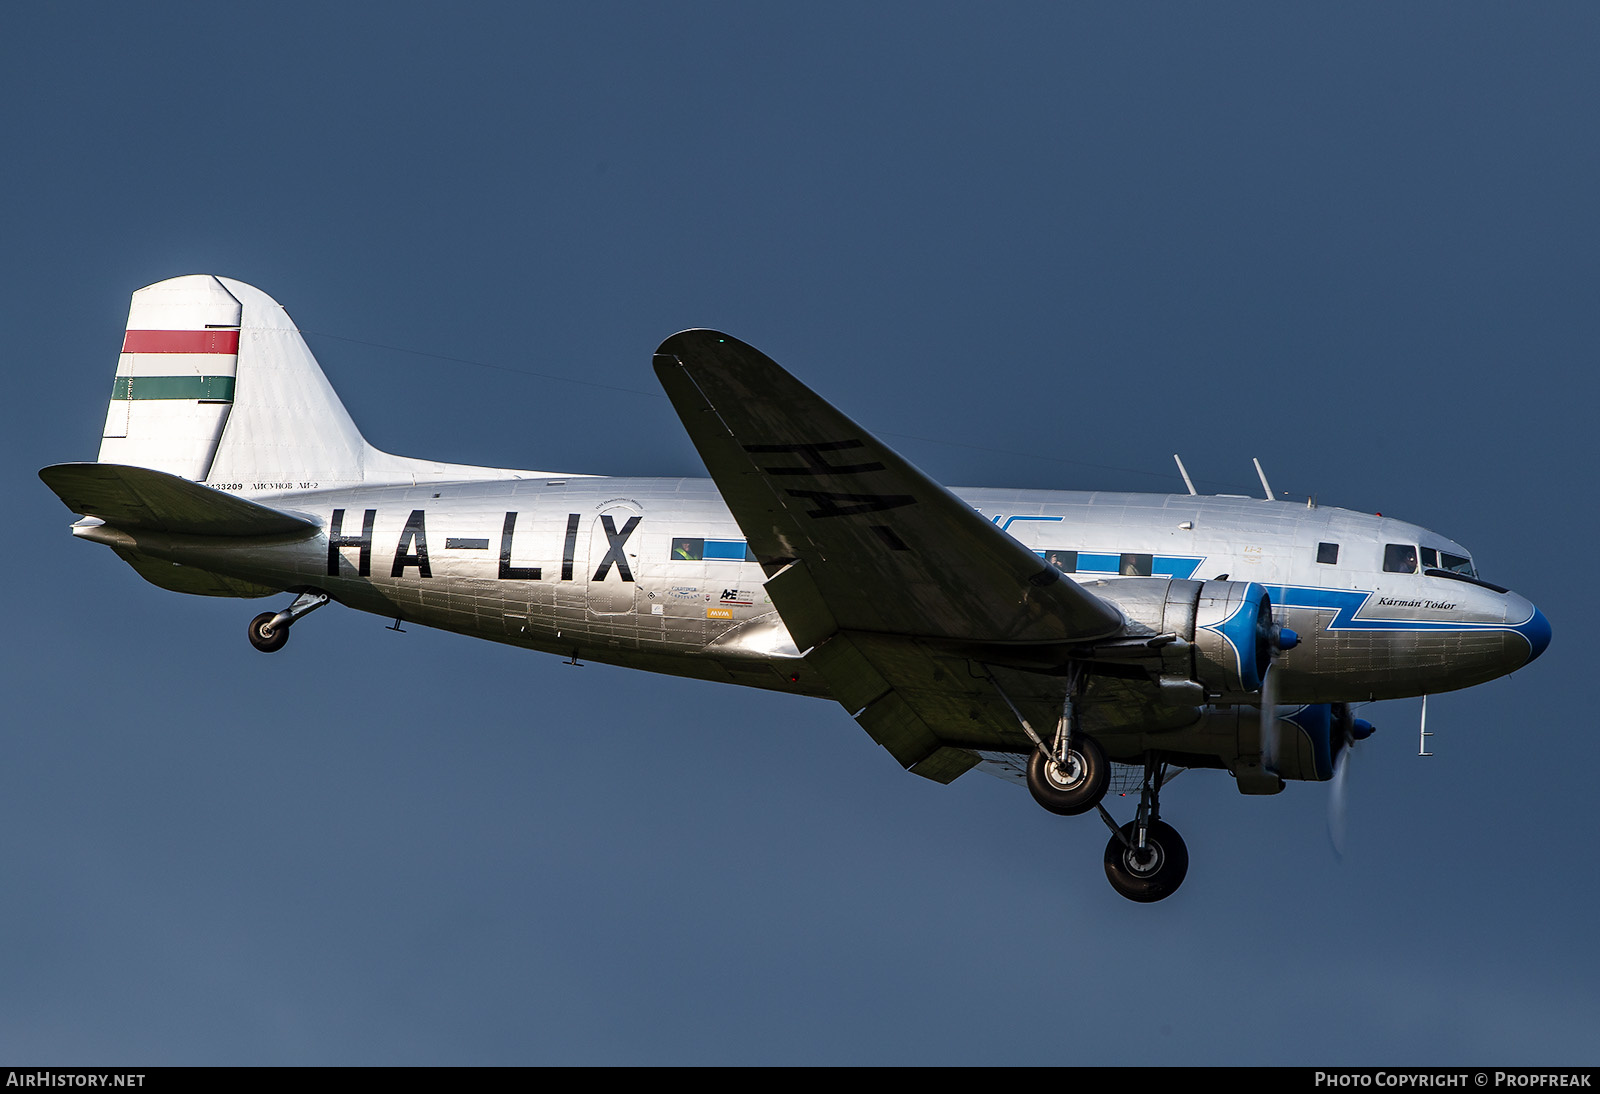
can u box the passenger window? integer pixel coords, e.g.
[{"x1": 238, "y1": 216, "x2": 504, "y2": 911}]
[
  {"x1": 1316, "y1": 542, "x2": 1339, "y2": 565},
  {"x1": 670, "y1": 537, "x2": 704, "y2": 561},
  {"x1": 1044, "y1": 549, "x2": 1078, "y2": 573},
  {"x1": 1120, "y1": 553, "x2": 1153, "y2": 577},
  {"x1": 1420, "y1": 547, "x2": 1439, "y2": 569},
  {"x1": 1383, "y1": 543, "x2": 1418, "y2": 574}
]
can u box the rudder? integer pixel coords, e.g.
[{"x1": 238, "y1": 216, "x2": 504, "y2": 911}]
[{"x1": 100, "y1": 275, "x2": 246, "y2": 480}]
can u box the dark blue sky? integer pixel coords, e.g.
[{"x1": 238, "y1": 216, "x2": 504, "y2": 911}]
[{"x1": 5, "y1": 3, "x2": 1595, "y2": 1064}]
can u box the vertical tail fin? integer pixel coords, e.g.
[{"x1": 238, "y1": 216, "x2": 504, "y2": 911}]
[
  {"x1": 100, "y1": 274, "x2": 368, "y2": 487},
  {"x1": 97, "y1": 274, "x2": 572, "y2": 492}
]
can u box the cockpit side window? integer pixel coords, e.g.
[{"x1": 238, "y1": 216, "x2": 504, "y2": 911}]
[
  {"x1": 1440, "y1": 551, "x2": 1476, "y2": 577},
  {"x1": 1383, "y1": 543, "x2": 1418, "y2": 574},
  {"x1": 1420, "y1": 547, "x2": 1439, "y2": 569},
  {"x1": 1316, "y1": 542, "x2": 1339, "y2": 565}
]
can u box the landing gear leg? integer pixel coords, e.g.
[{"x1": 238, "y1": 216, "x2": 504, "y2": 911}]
[
  {"x1": 982, "y1": 663, "x2": 1109, "y2": 816},
  {"x1": 1099, "y1": 755, "x2": 1188, "y2": 903},
  {"x1": 247, "y1": 590, "x2": 329, "y2": 653},
  {"x1": 1023, "y1": 667, "x2": 1107, "y2": 816}
]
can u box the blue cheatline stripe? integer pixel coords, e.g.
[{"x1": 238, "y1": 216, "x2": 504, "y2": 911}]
[
  {"x1": 1031, "y1": 551, "x2": 1204, "y2": 579},
  {"x1": 110, "y1": 375, "x2": 235, "y2": 401},
  {"x1": 995, "y1": 514, "x2": 1063, "y2": 532},
  {"x1": 1152, "y1": 557, "x2": 1203, "y2": 579},
  {"x1": 1267, "y1": 584, "x2": 1544, "y2": 639}
]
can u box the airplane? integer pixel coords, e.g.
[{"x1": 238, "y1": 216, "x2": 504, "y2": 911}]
[{"x1": 39, "y1": 274, "x2": 1551, "y2": 902}]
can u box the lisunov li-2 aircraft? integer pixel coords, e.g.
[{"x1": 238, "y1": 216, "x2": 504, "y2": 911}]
[{"x1": 41, "y1": 275, "x2": 1551, "y2": 902}]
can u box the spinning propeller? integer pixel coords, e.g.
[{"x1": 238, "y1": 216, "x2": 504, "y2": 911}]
[
  {"x1": 1256, "y1": 601, "x2": 1299, "y2": 773},
  {"x1": 1328, "y1": 703, "x2": 1376, "y2": 858}
]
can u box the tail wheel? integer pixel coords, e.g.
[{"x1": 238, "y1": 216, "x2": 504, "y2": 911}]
[
  {"x1": 247, "y1": 612, "x2": 289, "y2": 653},
  {"x1": 1025, "y1": 734, "x2": 1108, "y2": 816},
  {"x1": 1104, "y1": 820, "x2": 1189, "y2": 903}
]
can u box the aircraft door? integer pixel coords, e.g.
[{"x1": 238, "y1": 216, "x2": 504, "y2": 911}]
[{"x1": 586, "y1": 505, "x2": 641, "y2": 617}]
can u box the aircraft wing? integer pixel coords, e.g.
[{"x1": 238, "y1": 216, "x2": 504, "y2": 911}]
[
  {"x1": 654, "y1": 331, "x2": 1134, "y2": 782},
  {"x1": 653, "y1": 331, "x2": 1125, "y2": 647}
]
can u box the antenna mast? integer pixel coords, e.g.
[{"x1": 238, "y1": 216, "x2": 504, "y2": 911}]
[
  {"x1": 1252, "y1": 457, "x2": 1275, "y2": 501},
  {"x1": 1173, "y1": 454, "x2": 1198, "y2": 496}
]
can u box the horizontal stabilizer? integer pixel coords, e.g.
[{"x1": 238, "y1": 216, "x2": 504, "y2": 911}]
[
  {"x1": 39, "y1": 463, "x2": 318, "y2": 537},
  {"x1": 113, "y1": 549, "x2": 282, "y2": 598}
]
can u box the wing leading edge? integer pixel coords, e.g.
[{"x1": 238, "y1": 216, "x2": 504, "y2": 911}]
[{"x1": 653, "y1": 330, "x2": 1131, "y2": 782}]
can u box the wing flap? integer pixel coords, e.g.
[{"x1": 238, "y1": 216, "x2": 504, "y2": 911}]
[
  {"x1": 39, "y1": 463, "x2": 318, "y2": 537},
  {"x1": 802, "y1": 630, "x2": 1058, "y2": 782}
]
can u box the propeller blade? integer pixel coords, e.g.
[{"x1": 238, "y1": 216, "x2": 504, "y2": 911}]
[
  {"x1": 1327, "y1": 705, "x2": 1373, "y2": 860},
  {"x1": 1328, "y1": 742, "x2": 1351, "y2": 859},
  {"x1": 1259, "y1": 660, "x2": 1278, "y2": 772}
]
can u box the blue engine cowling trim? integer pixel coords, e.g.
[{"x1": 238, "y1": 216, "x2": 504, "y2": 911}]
[
  {"x1": 1286, "y1": 703, "x2": 1334, "y2": 781},
  {"x1": 1198, "y1": 581, "x2": 1271, "y2": 693}
]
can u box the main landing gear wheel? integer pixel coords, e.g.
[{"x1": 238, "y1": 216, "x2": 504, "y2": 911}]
[
  {"x1": 1104, "y1": 819, "x2": 1189, "y2": 903},
  {"x1": 1026, "y1": 734, "x2": 1108, "y2": 816},
  {"x1": 247, "y1": 612, "x2": 289, "y2": 653}
]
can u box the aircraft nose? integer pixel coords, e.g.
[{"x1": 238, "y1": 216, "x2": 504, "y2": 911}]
[{"x1": 1513, "y1": 602, "x2": 1552, "y2": 664}]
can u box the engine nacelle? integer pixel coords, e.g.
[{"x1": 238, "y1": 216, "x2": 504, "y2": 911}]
[
  {"x1": 1193, "y1": 702, "x2": 1334, "y2": 792},
  {"x1": 1085, "y1": 577, "x2": 1273, "y2": 698}
]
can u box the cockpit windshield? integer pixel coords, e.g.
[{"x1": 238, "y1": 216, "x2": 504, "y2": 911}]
[
  {"x1": 1420, "y1": 545, "x2": 1479, "y2": 579},
  {"x1": 1401, "y1": 544, "x2": 1480, "y2": 580}
]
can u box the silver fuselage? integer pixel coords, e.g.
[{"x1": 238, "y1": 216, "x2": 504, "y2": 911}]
[{"x1": 75, "y1": 476, "x2": 1547, "y2": 707}]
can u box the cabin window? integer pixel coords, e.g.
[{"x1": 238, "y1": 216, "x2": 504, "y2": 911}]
[
  {"x1": 1440, "y1": 551, "x2": 1476, "y2": 577},
  {"x1": 1044, "y1": 549, "x2": 1078, "y2": 573},
  {"x1": 671, "y1": 538, "x2": 756, "y2": 562},
  {"x1": 1383, "y1": 543, "x2": 1418, "y2": 574},
  {"x1": 1119, "y1": 552, "x2": 1153, "y2": 577},
  {"x1": 1316, "y1": 542, "x2": 1339, "y2": 565}
]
